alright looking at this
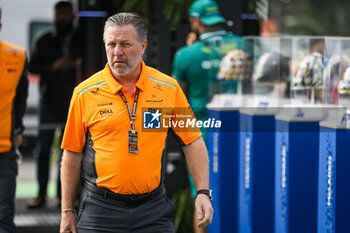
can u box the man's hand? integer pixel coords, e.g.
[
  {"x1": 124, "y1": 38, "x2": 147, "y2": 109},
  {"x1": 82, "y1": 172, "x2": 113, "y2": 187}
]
[
  {"x1": 195, "y1": 194, "x2": 214, "y2": 228},
  {"x1": 186, "y1": 32, "x2": 198, "y2": 46},
  {"x1": 13, "y1": 134, "x2": 23, "y2": 149},
  {"x1": 60, "y1": 211, "x2": 77, "y2": 233},
  {"x1": 53, "y1": 55, "x2": 76, "y2": 71}
]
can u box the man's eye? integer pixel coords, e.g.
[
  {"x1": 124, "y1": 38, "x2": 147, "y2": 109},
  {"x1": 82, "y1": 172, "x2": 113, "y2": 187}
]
[
  {"x1": 122, "y1": 43, "x2": 131, "y2": 47},
  {"x1": 108, "y1": 43, "x2": 116, "y2": 47}
]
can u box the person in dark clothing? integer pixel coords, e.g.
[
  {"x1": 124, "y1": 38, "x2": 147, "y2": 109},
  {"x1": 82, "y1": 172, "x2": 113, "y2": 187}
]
[
  {"x1": 0, "y1": 7, "x2": 29, "y2": 232},
  {"x1": 27, "y1": 0, "x2": 81, "y2": 209}
]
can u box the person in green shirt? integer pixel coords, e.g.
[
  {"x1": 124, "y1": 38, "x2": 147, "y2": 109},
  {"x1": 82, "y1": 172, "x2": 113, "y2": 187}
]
[
  {"x1": 172, "y1": 0, "x2": 246, "y2": 232},
  {"x1": 173, "y1": 0, "x2": 245, "y2": 125}
]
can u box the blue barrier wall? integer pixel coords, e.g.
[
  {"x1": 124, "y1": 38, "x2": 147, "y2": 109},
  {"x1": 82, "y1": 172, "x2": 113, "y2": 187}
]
[
  {"x1": 275, "y1": 120, "x2": 319, "y2": 233},
  {"x1": 317, "y1": 127, "x2": 350, "y2": 233},
  {"x1": 238, "y1": 113, "x2": 275, "y2": 233},
  {"x1": 207, "y1": 109, "x2": 240, "y2": 233}
]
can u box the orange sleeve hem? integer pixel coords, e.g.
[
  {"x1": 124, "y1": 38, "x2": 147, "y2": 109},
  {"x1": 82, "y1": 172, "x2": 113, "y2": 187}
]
[
  {"x1": 181, "y1": 133, "x2": 202, "y2": 146},
  {"x1": 61, "y1": 145, "x2": 83, "y2": 154}
]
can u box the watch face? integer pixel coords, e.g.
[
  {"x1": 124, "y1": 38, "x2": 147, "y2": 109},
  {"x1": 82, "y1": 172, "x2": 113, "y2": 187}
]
[{"x1": 209, "y1": 189, "x2": 213, "y2": 200}]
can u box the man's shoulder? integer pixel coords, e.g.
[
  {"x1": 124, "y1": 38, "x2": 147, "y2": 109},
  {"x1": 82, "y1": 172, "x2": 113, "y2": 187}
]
[
  {"x1": 174, "y1": 42, "x2": 206, "y2": 64},
  {"x1": 146, "y1": 65, "x2": 179, "y2": 88},
  {"x1": 36, "y1": 31, "x2": 55, "y2": 44},
  {"x1": 220, "y1": 33, "x2": 244, "y2": 45},
  {"x1": 0, "y1": 41, "x2": 26, "y2": 55},
  {"x1": 74, "y1": 70, "x2": 106, "y2": 95},
  {"x1": 178, "y1": 42, "x2": 204, "y2": 54},
  {"x1": 204, "y1": 30, "x2": 242, "y2": 42}
]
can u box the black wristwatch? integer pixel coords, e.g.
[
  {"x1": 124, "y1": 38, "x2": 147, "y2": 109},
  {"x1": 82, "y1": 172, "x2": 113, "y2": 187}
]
[{"x1": 196, "y1": 189, "x2": 213, "y2": 201}]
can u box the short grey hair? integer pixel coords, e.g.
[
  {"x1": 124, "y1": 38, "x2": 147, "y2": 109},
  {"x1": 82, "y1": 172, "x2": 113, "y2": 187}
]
[{"x1": 103, "y1": 12, "x2": 147, "y2": 42}]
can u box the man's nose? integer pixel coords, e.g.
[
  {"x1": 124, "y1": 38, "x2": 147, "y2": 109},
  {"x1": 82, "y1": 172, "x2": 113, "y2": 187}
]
[{"x1": 114, "y1": 44, "x2": 124, "y2": 56}]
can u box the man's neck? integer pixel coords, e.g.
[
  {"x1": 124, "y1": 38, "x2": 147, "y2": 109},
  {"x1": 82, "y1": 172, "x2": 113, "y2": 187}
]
[
  {"x1": 116, "y1": 76, "x2": 138, "y2": 93},
  {"x1": 202, "y1": 25, "x2": 222, "y2": 34},
  {"x1": 114, "y1": 62, "x2": 142, "y2": 93}
]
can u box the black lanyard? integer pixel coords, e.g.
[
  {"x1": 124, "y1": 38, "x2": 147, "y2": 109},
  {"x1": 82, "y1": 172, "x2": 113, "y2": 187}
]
[{"x1": 118, "y1": 88, "x2": 139, "y2": 132}]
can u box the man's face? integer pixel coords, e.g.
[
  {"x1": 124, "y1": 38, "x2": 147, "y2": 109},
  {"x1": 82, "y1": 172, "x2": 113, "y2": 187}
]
[
  {"x1": 55, "y1": 7, "x2": 74, "y2": 34},
  {"x1": 104, "y1": 24, "x2": 147, "y2": 77}
]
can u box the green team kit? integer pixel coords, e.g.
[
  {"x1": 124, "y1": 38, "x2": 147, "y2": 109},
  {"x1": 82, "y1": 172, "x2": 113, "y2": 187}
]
[
  {"x1": 172, "y1": 28, "x2": 246, "y2": 121},
  {"x1": 172, "y1": 28, "x2": 248, "y2": 197}
]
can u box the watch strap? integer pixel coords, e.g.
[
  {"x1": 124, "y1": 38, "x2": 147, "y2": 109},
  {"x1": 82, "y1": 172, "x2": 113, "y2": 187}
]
[{"x1": 196, "y1": 189, "x2": 213, "y2": 201}]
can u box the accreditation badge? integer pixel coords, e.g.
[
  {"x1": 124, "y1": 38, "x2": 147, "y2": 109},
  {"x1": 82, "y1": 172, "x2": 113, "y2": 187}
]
[{"x1": 128, "y1": 130, "x2": 138, "y2": 154}]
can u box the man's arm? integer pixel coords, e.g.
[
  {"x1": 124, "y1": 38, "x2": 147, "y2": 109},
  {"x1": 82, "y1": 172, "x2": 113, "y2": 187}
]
[
  {"x1": 182, "y1": 137, "x2": 213, "y2": 228},
  {"x1": 13, "y1": 59, "x2": 29, "y2": 148},
  {"x1": 28, "y1": 37, "x2": 53, "y2": 74},
  {"x1": 60, "y1": 150, "x2": 82, "y2": 233}
]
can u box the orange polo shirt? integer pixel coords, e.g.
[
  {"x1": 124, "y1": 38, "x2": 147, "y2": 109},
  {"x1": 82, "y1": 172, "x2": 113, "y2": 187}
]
[
  {"x1": 61, "y1": 61, "x2": 201, "y2": 195},
  {"x1": 0, "y1": 41, "x2": 26, "y2": 153}
]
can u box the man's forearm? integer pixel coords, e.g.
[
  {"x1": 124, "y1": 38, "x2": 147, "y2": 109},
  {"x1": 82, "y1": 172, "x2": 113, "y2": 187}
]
[
  {"x1": 14, "y1": 60, "x2": 29, "y2": 131},
  {"x1": 182, "y1": 137, "x2": 209, "y2": 190},
  {"x1": 61, "y1": 150, "x2": 82, "y2": 210},
  {"x1": 183, "y1": 137, "x2": 213, "y2": 227}
]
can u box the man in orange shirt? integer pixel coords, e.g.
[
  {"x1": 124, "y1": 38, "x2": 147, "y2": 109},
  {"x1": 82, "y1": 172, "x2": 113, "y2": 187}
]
[
  {"x1": 0, "y1": 7, "x2": 29, "y2": 233},
  {"x1": 60, "y1": 12, "x2": 213, "y2": 233}
]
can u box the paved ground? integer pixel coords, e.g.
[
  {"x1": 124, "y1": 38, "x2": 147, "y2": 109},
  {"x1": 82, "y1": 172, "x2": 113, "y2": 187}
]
[
  {"x1": 15, "y1": 198, "x2": 60, "y2": 233},
  {"x1": 15, "y1": 155, "x2": 60, "y2": 233}
]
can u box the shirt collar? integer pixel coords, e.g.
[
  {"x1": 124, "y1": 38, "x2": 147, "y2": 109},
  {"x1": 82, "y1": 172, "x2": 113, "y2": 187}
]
[
  {"x1": 199, "y1": 28, "x2": 227, "y2": 41},
  {"x1": 102, "y1": 60, "x2": 148, "y2": 94},
  {"x1": 135, "y1": 60, "x2": 148, "y2": 92}
]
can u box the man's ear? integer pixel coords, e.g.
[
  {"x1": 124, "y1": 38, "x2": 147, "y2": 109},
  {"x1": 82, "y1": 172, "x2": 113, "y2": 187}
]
[{"x1": 141, "y1": 40, "x2": 147, "y2": 55}]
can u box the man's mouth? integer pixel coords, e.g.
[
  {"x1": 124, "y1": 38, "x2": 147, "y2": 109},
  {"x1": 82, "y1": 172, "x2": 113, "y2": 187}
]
[{"x1": 114, "y1": 59, "x2": 127, "y2": 64}]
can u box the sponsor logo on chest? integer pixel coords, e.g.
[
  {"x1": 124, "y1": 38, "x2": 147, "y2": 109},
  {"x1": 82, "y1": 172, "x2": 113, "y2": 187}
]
[{"x1": 100, "y1": 108, "x2": 114, "y2": 116}]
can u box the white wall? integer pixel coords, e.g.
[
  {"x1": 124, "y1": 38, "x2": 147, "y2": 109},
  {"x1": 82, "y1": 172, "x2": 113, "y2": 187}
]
[{"x1": 0, "y1": 0, "x2": 57, "y2": 50}]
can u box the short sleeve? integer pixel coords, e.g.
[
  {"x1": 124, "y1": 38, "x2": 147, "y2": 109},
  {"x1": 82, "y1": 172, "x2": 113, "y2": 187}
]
[
  {"x1": 171, "y1": 81, "x2": 202, "y2": 146},
  {"x1": 61, "y1": 89, "x2": 86, "y2": 153}
]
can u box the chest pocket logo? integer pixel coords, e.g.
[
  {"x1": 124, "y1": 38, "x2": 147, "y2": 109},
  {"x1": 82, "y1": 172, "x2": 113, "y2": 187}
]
[
  {"x1": 99, "y1": 108, "x2": 114, "y2": 116},
  {"x1": 7, "y1": 68, "x2": 17, "y2": 73}
]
